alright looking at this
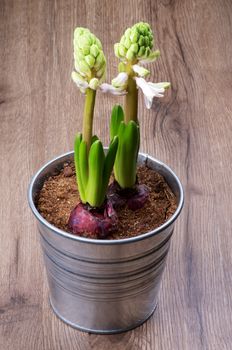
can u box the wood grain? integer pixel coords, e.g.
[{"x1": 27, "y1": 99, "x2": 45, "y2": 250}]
[{"x1": 1, "y1": 0, "x2": 232, "y2": 349}]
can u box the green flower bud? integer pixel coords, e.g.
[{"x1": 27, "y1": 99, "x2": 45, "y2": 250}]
[
  {"x1": 73, "y1": 27, "x2": 106, "y2": 85},
  {"x1": 82, "y1": 46, "x2": 90, "y2": 55},
  {"x1": 79, "y1": 60, "x2": 91, "y2": 78},
  {"x1": 120, "y1": 35, "x2": 126, "y2": 45},
  {"x1": 145, "y1": 47, "x2": 151, "y2": 57},
  {"x1": 130, "y1": 29, "x2": 139, "y2": 43},
  {"x1": 78, "y1": 35, "x2": 92, "y2": 50},
  {"x1": 90, "y1": 33, "x2": 96, "y2": 44},
  {"x1": 90, "y1": 44, "x2": 99, "y2": 58},
  {"x1": 74, "y1": 50, "x2": 84, "y2": 62},
  {"x1": 85, "y1": 54, "x2": 95, "y2": 68},
  {"x1": 139, "y1": 23, "x2": 147, "y2": 35},
  {"x1": 95, "y1": 38, "x2": 102, "y2": 50},
  {"x1": 114, "y1": 43, "x2": 120, "y2": 58},
  {"x1": 114, "y1": 22, "x2": 157, "y2": 63},
  {"x1": 124, "y1": 37, "x2": 131, "y2": 49},
  {"x1": 126, "y1": 48, "x2": 135, "y2": 61},
  {"x1": 119, "y1": 44, "x2": 127, "y2": 57},
  {"x1": 144, "y1": 36, "x2": 150, "y2": 47},
  {"x1": 118, "y1": 62, "x2": 126, "y2": 72},
  {"x1": 95, "y1": 64, "x2": 106, "y2": 80},
  {"x1": 138, "y1": 35, "x2": 145, "y2": 46},
  {"x1": 125, "y1": 28, "x2": 131, "y2": 37},
  {"x1": 74, "y1": 27, "x2": 85, "y2": 37},
  {"x1": 89, "y1": 78, "x2": 99, "y2": 90},
  {"x1": 95, "y1": 51, "x2": 105, "y2": 70},
  {"x1": 138, "y1": 46, "x2": 145, "y2": 57},
  {"x1": 130, "y1": 43, "x2": 138, "y2": 53}
]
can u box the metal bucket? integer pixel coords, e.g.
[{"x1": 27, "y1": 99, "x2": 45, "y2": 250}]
[{"x1": 28, "y1": 151, "x2": 184, "y2": 334}]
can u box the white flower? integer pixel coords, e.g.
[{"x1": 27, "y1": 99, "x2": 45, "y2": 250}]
[
  {"x1": 112, "y1": 72, "x2": 128, "y2": 89},
  {"x1": 132, "y1": 65, "x2": 149, "y2": 77},
  {"x1": 135, "y1": 77, "x2": 170, "y2": 109},
  {"x1": 100, "y1": 72, "x2": 128, "y2": 95},
  {"x1": 100, "y1": 83, "x2": 127, "y2": 95},
  {"x1": 72, "y1": 71, "x2": 88, "y2": 92},
  {"x1": 100, "y1": 75, "x2": 170, "y2": 102},
  {"x1": 72, "y1": 72, "x2": 101, "y2": 93}
]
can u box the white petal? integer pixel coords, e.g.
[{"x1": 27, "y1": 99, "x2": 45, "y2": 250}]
[
  {"x1": 148, "y1": 82, "x2": 170, "y2": 90},
  {"x1": 71, "y1": 71, "x2": 88, "y2": 91},
  {"x1": 144, "y1": 95, "x2": 153, "y2": 109},
  {"x1": 135, "y1": 77, "x2": 169, "y2": 109},
  {"x1": 148, "y1": 83, "x2": 165, "y2": 97},
  {"x1": 135, "y1": 77, "x2": 154, "y2": 99},
  {"x1": 132, "y1": 64, "x2": 149, "y2": 77},
  {"x1": 112, "y1": 72, "x2": 128, "y2": 88},
  {"x1": 74, "y1": 62, "x2": 86, "y2": 77},
  {"x1": 100, "y1": 83, "x2": 127, "y2": 96}
]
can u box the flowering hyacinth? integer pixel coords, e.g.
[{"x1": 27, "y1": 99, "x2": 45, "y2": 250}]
[
  {"x1": 69, "y1": 28, "x2": 118, "y2": 238},
  {"x1": 107, "y1": 22, "x2": 170, "y2": 198},
  {"x1": 102, "y1": 22, "x2": 169, "y2": 111}
]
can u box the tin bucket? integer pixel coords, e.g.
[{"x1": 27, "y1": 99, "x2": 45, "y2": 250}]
[{"x1": 28, "y1": 151, "x2": 184, "y2": 334}]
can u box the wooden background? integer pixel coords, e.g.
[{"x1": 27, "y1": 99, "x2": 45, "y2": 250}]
[{"x1": 0, "y1": 0, "x2": 232, "y2": 349}]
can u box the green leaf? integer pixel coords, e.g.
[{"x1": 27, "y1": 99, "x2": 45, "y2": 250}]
[
  {"x1": 91, "y1": 135, "x2": 99, "y2": 144},
  {"x1": 123, "y1": 121, "x2": 140, "y2": 186},
  {"x1": 114, "y1": 121, "x2": 126, "y2": 183},
  {"x1": 79, "y1": 140, "x2": 88, "y2": 189},
  {"x1": 100, "y1": 136, "x2": 119, "y2": 204},
  {"x1": 74, "y1": 134, "x2": 86, "y2": 202},
  {"x1": 114, "y1": 121, "x2": 140, "y2": 188},
  {"x1": 86, "y1": 140, "x2": 105, "y2": 207},
  {"x1": 124, "y1": 121, "x2": 140, "y2": 159},
  {"x1": 110, "y1": 105, "x2": 124, "y2": 140}
]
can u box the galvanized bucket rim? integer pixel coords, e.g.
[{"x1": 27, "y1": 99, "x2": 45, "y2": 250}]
[{"x1": 28, "y1": 150, "x2": 184, "y2": 245}]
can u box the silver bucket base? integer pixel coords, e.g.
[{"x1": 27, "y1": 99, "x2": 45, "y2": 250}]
[{"x1": 50, "y1": 297, "x2": 157, "y2": 334}]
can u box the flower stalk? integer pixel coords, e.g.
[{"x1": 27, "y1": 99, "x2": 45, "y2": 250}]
[
  {"x1": 124, "y1": 66, "x2": 138, "y2": 124},
  {"x1": 82, "y1": 88, "x2": 96, "y2": 152}
]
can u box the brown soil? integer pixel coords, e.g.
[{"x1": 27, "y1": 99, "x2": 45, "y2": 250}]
[{"x1": 37, "y1": 162, "x2": 177, "y2": 239}]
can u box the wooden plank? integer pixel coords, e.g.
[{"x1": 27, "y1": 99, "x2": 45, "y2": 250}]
[{"x1": 0, "y1": 0, "x2": 231, "y2": 349}]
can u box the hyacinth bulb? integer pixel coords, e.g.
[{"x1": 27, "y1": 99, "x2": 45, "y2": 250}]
[{"x1": 68, "y1": 201, "x2": 118, "y2": 239}]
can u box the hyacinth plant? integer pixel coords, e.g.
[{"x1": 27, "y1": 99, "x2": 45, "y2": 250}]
[
  {"x1": 68, "y1": 27, "x2": 119, "y2": 238},
  {"x1": 68, "y1": 23, "x2": 170, "y2": 237},
  {"x1": 101, "y1": 22, "x2": 170, "y2": 210}
]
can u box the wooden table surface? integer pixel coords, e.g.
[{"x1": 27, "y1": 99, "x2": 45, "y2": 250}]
[{"x1": 1, "y1": 0, "x2": 232, "y2": 349}]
